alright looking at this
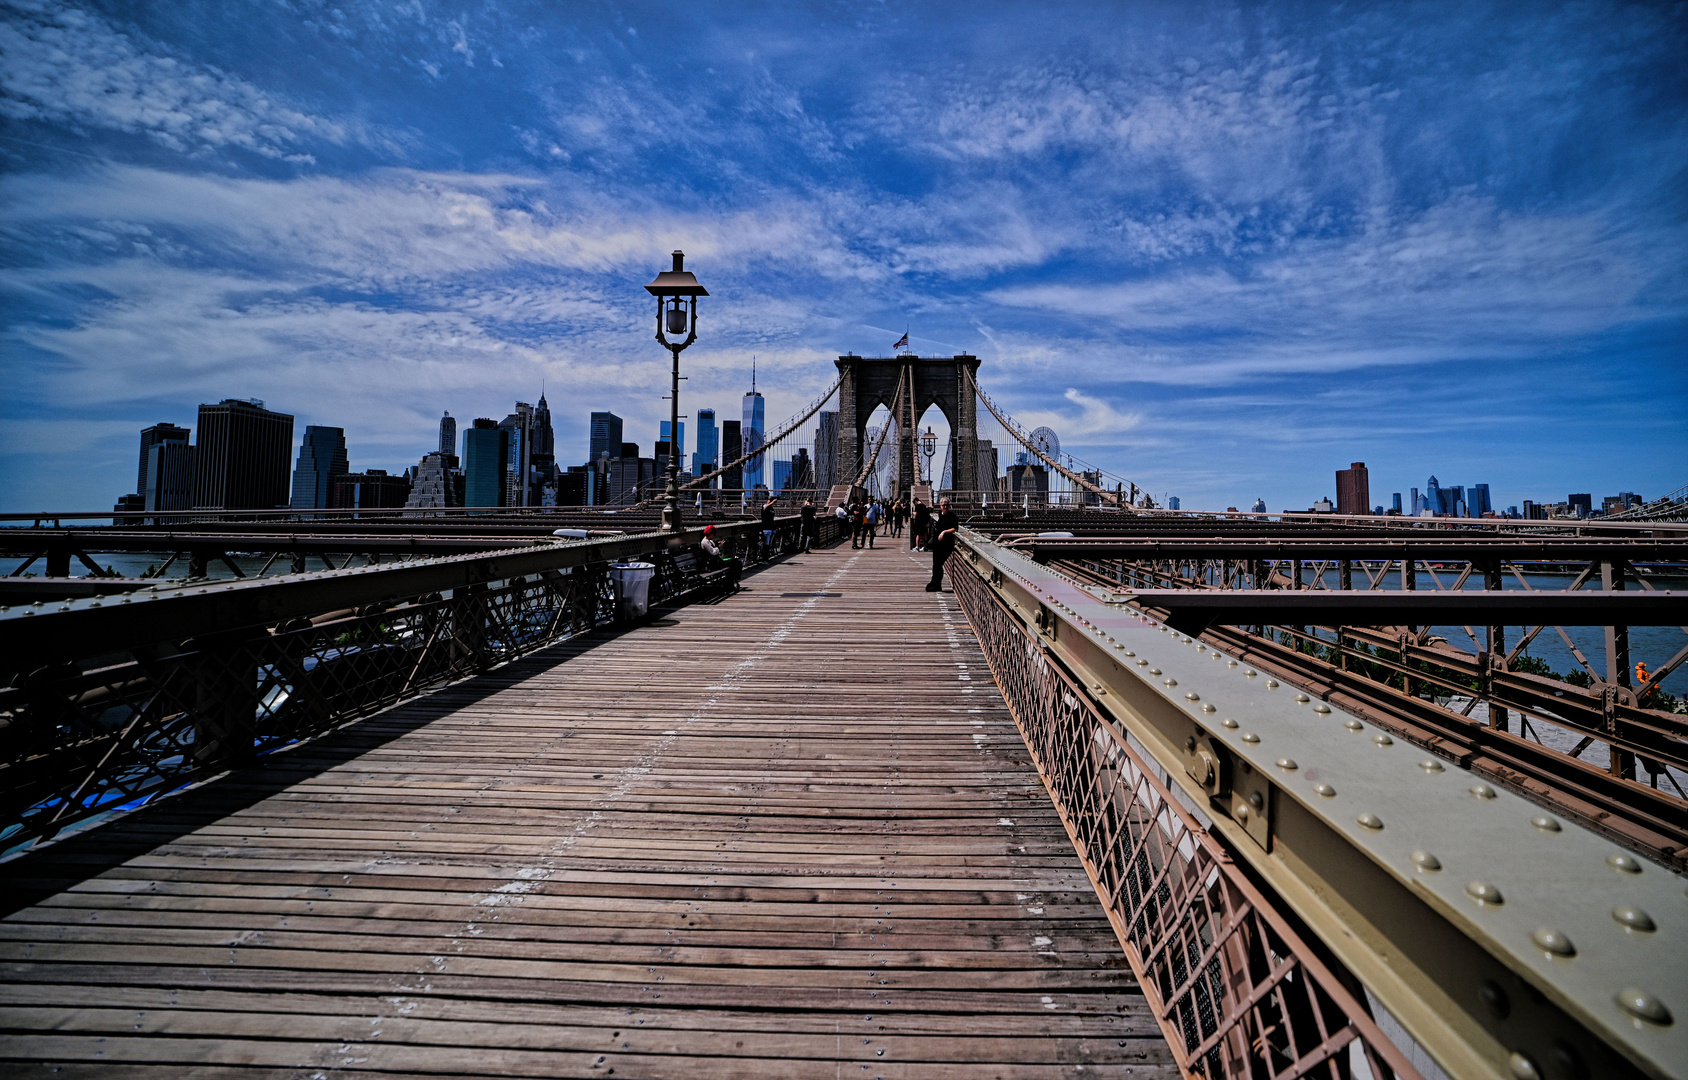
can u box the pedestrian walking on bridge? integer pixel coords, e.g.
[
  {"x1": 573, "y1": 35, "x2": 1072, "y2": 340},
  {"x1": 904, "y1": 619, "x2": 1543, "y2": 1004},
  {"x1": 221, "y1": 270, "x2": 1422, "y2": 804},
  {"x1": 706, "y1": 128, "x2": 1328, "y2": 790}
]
[
  {"x1": 864, "y1": 500, "x2": 880, "y2": 548},
  {"x1": 911, "y1": 499, "x2": 930, "y2": 552},
  {"x1": 925, "y1": 498, "x2": 959, "y2": 592}
]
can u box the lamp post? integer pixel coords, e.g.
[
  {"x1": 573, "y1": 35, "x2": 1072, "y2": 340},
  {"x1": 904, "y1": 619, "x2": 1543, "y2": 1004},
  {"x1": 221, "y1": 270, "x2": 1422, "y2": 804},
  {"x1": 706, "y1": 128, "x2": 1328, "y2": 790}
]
[
  {"x1": 645, "y1": 250, "x2": 708, "y2": 533},
  {"x1": 920, "y1": 426, "x2": 937, "y2": 486}
]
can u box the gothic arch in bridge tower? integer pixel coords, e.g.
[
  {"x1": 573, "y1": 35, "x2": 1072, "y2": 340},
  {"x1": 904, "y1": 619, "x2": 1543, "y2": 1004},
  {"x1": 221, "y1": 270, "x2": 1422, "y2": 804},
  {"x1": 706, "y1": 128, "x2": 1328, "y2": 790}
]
[{"x1": 835, "y1": 353, "x2": 981, "y2": 502}]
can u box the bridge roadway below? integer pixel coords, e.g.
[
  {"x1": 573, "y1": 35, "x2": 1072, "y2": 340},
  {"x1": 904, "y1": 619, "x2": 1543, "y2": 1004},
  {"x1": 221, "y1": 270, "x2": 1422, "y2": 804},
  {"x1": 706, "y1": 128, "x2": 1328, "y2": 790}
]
[{"x1": 0, "y1": 542, "x2": 1174, "y2": 1078}]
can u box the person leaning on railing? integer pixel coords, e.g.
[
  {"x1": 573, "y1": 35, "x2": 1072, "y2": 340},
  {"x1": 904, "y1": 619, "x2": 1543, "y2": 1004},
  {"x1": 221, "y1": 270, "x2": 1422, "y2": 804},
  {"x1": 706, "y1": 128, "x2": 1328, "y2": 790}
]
[
  {"x1": 701, "y1": 525, "x2": 741, "y2": 588},
  {"x1": 925, "y1": 498, "x2": 959, "y2": 592}
]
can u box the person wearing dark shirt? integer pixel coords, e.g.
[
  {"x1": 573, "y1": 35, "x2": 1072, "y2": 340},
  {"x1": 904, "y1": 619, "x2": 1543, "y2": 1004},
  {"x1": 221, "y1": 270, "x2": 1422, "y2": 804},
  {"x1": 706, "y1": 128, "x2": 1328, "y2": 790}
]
[
  {"x1": 911, "y1": 499, "x2": 930, "y2": 551},
  {"x1": 700, "y1": 524, "x2": 741, "y2": 588},
  {"x1": 926, "y1": 498, "x2": 959, "y2": 591},
  {"x1": 799, "y1": 498, "x2": 816, "y2": 553}
]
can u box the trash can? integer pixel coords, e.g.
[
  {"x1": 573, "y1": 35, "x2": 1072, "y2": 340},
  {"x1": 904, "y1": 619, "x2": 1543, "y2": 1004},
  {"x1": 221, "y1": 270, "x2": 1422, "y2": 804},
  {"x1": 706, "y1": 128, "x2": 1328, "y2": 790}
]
[{"x1": 610, "y1": 562, "x2": 656, "y2": 621}]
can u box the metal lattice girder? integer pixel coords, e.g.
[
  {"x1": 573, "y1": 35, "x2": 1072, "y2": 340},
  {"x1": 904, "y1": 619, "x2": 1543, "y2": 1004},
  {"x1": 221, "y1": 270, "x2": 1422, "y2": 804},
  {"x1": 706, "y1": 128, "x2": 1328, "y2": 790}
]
[
  {"x1": 0, "y1": 517, "x2": 829, "y2": 852},
  {"x1": 0, "y1": 519, "x2": 800, "y2": 667},
  {"x1": 953, "y1": 530, "x2": 1686, "y2": 1080},
  {"x1": 1081, "y1": 588, "x2": 1686, "y2": 634}
]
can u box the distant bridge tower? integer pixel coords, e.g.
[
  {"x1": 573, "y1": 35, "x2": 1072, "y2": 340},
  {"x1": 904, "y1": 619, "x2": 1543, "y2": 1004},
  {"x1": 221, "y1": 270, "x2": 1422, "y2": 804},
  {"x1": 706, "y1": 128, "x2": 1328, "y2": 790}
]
[{"x1": 835, "y1": 353, "x2": 981, "y2": 503}]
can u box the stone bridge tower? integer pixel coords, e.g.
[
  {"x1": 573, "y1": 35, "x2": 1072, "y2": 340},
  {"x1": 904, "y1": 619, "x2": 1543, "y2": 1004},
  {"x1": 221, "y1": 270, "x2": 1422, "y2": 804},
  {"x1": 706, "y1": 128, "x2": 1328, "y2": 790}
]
[{"x1": 835, "y1": 353, "x2": 981, "y2": 504}]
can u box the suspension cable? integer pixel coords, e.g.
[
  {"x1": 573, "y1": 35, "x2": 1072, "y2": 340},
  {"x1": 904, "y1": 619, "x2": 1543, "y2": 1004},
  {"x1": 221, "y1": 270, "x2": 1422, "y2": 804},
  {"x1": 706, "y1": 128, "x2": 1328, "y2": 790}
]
[
  {"x1": 626, "y1": 374, "x2": 844, "y2": 509},
  {"x1": 853, "y1": 365, "x2": 907, "y2": 490},
  {"x1": 967, "y1": 368, "x2": 1142, "y2": 509}
]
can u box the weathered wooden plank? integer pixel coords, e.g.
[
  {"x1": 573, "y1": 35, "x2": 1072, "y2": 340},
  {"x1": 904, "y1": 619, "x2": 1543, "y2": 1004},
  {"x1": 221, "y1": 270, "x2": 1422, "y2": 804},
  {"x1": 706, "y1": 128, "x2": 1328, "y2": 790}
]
[{"x1": 0, "y1": 545, "x2": 1174, "y2": 1076}]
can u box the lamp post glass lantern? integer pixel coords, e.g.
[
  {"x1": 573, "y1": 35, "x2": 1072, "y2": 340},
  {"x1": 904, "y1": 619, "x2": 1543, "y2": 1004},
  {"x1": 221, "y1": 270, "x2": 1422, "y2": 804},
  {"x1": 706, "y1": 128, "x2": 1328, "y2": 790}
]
[
  {"x1": 645, "y1": 250, "x2": 708, "y2": 532},
  {"x1": 920, "y1": 426, "x2": 938, "y2": 484}
]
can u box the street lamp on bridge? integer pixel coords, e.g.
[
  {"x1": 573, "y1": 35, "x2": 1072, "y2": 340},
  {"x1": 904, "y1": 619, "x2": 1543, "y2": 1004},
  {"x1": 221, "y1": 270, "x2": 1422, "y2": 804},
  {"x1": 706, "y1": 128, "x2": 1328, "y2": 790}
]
[
  {"x1": 645, "y1": 250, "x2": 708, "y2": 532},
  {"x1": 920, "y1": 426, "x2": 938, "y2": 485}
]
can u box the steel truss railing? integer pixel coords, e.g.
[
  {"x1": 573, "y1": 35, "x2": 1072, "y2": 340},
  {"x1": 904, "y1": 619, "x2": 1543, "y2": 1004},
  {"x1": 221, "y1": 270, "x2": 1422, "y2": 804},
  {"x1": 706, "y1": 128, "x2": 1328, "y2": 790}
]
[
  {"x1": 950, "y1": 530, "x2": 1685, "y2": 1080},
  {"x1": 951, "y1": 553, "x2": 1418, "y2": 1080},
  {"x1": 0, "y1": 516, "x2": 834, "y2": 854},
  {"x1": 1047, "y1": 549, "x2": 1688, "y2": 869}
]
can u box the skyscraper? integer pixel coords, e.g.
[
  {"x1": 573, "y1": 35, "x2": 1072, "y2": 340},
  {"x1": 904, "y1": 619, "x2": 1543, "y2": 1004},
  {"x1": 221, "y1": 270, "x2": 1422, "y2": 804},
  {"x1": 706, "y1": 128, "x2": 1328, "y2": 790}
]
[
  {"x1": 790, "y1": 448, "x2": 813, "y2": 491},
  {"x1": 1468, "y1": 483, "x2": 1492, "y2": 516},
  {"x1": 290, "y1": 426, "x2": 349, "y2": 510},
  {"x1": 531, "y1": 392, "x2": 556, "y2": 500},
  {"x1": 438, "y1": 412, "x2": 456, "y2": 457},
  {"x1": 143, "y1": 440, "x2": 195, "y2": 518},
  {"x1": 463, "y1": 419, "x2": 507, "y2": 509},
  {"x1": 590, "y1": 411, "x2": 623, "y2": 462},
  {"x1": 192, "y1": 399, "x2": 294, "y2": 511},
  {"x1": 742, "y1": 382, "x2": 765, "y2": 490},
  {"x1": 500, "y1": 402, "x2": 534, "y2": 507},
  {"x1": 1392, "y1": 492, "x2": 1403, "y2": 513},
  {"x1": 772, "y1": 459, "x2": 791, "y2": 493},
  {"x1": 721, "y1": 421, "x2": 743, "y2": 492},
  {"x1": 693, "y1": 409, "x2": 718, "y2": 479},
  {"x1": 136, "y1": 423, "x2": 190, "y2": 499},
  {"x1": 1335, "y1": 462, "x2": 1370, "y2": 516},
  {"x1": 814, "y1": 411, "x2": 838, "y2": 493},
  {"x1": 1426, "y1": 476, "x2": 1443, "y2": 516},
  {"x1": 660, "y1": 419, "x2": 686, "y2": 463}
]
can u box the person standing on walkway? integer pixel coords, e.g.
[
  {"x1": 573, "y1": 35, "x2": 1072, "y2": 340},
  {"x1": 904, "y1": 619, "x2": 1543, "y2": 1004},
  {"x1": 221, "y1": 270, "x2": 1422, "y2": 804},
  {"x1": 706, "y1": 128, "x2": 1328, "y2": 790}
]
[
  {"x1": 892, "y1": 499, "x2": 907, "y2": 538},
  {"x1": 911, "y1": 498, "x2": 930, "y2": 552},
  {"x1": 925, "y1": 497, "x2": 959, "y2": 592},
  {"x1": 799, "y1": 498, "x2": 816, "y2": 553},
  {"x1": 850, "y1": 501, "x2": 866, "y2": 549},
  {"x1": 834, "y1": 501, "x2": 849, "y2": 544},
  {"x1": 864, "y1": 500, "x2": 880, "y2": 549},
  {"x1": 760, "y1": 496, "x2": 779, "y2": 560}
]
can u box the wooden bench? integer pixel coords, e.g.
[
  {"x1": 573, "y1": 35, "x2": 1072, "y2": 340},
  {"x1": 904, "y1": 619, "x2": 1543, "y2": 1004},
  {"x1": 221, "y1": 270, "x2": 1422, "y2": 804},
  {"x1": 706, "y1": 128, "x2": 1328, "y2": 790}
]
[{"x1": 667, "y1": 545, "x2": 736, "y2": 597}]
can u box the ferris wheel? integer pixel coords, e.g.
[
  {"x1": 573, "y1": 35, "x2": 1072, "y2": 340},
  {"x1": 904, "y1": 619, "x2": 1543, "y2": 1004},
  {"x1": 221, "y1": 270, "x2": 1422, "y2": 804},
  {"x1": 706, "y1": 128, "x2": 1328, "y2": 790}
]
[{"x1": 1029, "y1": 426, "x2": 1060, "y2": 462}]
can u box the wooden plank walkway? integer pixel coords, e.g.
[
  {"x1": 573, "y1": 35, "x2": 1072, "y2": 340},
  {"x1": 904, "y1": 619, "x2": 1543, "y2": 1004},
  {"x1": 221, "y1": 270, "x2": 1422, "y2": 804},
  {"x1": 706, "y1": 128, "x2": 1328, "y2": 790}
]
[{"x1": 0, "y1": 540, "x2": 1175, "y2": 1078}]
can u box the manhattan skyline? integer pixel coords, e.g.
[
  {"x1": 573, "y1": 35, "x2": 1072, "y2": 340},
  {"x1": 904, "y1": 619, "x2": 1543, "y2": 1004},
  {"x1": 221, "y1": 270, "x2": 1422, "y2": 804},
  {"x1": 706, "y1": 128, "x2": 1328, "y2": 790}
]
[{"x1": 2, "y1": 1, "x2": 1684, "y2": 512}]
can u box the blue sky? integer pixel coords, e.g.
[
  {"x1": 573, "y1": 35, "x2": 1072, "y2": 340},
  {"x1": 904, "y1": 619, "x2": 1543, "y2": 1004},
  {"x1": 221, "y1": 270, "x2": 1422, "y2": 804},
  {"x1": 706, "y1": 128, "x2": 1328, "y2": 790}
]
[{"x1": 2, "y1": 0, "x2": 1684, "y2": 512}]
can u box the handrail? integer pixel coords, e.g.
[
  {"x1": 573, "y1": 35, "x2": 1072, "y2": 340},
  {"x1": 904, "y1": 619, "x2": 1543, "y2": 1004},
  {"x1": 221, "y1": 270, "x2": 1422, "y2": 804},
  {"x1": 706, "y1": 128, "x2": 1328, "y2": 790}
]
[
  {"x1": 0, "y1": 514, "x2": 836, "y2": 855},
  {"x1": 950, "y1": 529, "x2": 1686, "y2": 1080}
]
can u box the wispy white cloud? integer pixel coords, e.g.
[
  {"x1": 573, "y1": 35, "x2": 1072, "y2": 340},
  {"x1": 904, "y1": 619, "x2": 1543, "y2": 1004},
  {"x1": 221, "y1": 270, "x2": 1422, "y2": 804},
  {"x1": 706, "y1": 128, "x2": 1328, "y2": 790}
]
[{"x1": 0, "y1": 0, "x2": 397, "y2": 161}]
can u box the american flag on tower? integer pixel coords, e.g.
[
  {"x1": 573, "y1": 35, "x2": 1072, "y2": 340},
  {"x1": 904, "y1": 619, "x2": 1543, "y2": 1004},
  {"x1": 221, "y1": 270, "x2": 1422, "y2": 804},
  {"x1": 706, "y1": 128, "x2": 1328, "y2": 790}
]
[{"x1": 893, "y1": 331, "x2": 909, "y2": 351}]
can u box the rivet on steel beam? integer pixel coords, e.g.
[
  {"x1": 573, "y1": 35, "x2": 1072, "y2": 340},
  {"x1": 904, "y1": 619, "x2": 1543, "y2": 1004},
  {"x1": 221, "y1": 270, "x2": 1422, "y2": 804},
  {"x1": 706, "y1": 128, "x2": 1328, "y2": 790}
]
[
  {"x1": 1149, "y1": 668, "x2": 1162, "y2": 676},
  {"x1": 1227, "y1": 659, "x2": 1238, "y2": 667},
  {"x1": 1184, "y1": 691, "x2": 1198, "y2": 700},
  {"x1": 1275, "y1": 758, "x2": 1297, "y2": 770},
  {"x1": 1249, "y1": 791, "x2": 1264, "y2": 810},
  {"x1": 1480, "y1": 981, "x2": 1511, "y2": 1018},
  {"x1": 1201, "y1": 704, "x2": 1216, "y2": 713},
  {"x1": 1166, "y1": 678, "x2": 1178, "y2": 688},
  {"x1": 1314, "y1": 783, "x2": 1336, "y2": 797},
  {"x1": 1242, "y1": 733, "x2": 1260, "y2": 744},
  {"x1": 1344, "y1": 720, "x2": 1363, "y2": 731},
  {"x1": 1266, "y1": 679, "x2": 1280, "y2": 688},
  {"x1": 1244, "y1": 669, "x2": 1257, "y2": 678},
  {"x1": 1294, "y1": 693, "x2": 1310, "y2": 703},
  {"x1": 1222, "y1": 719, "x2": 1239, "y2": 729},
  {"x1": 1236, "y1": 804, "x2": 1250, "y2": 823},
  {"x1": 1420, "y1": 759, "x2": 1445, "y2": 773},
  {"x1": 1313, "y1": 703, "x2": 1331, "y2": 714},
  {"x1": 1410, "y1": 850, "x2": 1440, "y2": 871},
  {"x1": 1615, "y1": 988, "x2": 1672, "y2": 1026},
  {"x1": 1532, "y1": 816, "x2": 1562, "y2": 832},
  {"x1": 1612, "y1": 906, "x2": 1657, "y2": 933},
  {"x1": 1607, "y1": 854, "x2": 1643, "y2": 875},
  {"x1": 1114, "y1": 643, "x2": 1126, "y2": 650},
  {"x1": 1123, "y1": 650, "x2": 1135, "y2": 657},
  {"x1": 1466, "y1": 881, "x2": 1504, "y2": 906},
  {"x1": 1357, "y1": 813, "x2": 1384, "y2": 830},
  {"x1": 1374, "y1": 734, "x2": 1394, "y2": 747},
  {"x1": 1530, "y1": 928, "x2": 1575, "y2": 958},
  {"x1": 1470, "y1": 784, "x2": 1497, "y2": 799},
  {"x1": 1508, "y1": 1051, "x2": 1542, "y2": 1080},
  {"x1": 1195, "y1": 644, "x2": 1206, "y2": 652},
  {"x1": 1136, "y1": 659, "x2": 1148, "y2": 667}
]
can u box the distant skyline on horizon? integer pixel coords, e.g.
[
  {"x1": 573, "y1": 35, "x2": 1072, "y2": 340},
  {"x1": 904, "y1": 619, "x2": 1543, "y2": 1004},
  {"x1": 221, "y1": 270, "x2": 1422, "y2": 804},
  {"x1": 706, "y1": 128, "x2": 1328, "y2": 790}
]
[{"x1": 2, "y1": 1, "x2": 1684, "y2": 513}]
